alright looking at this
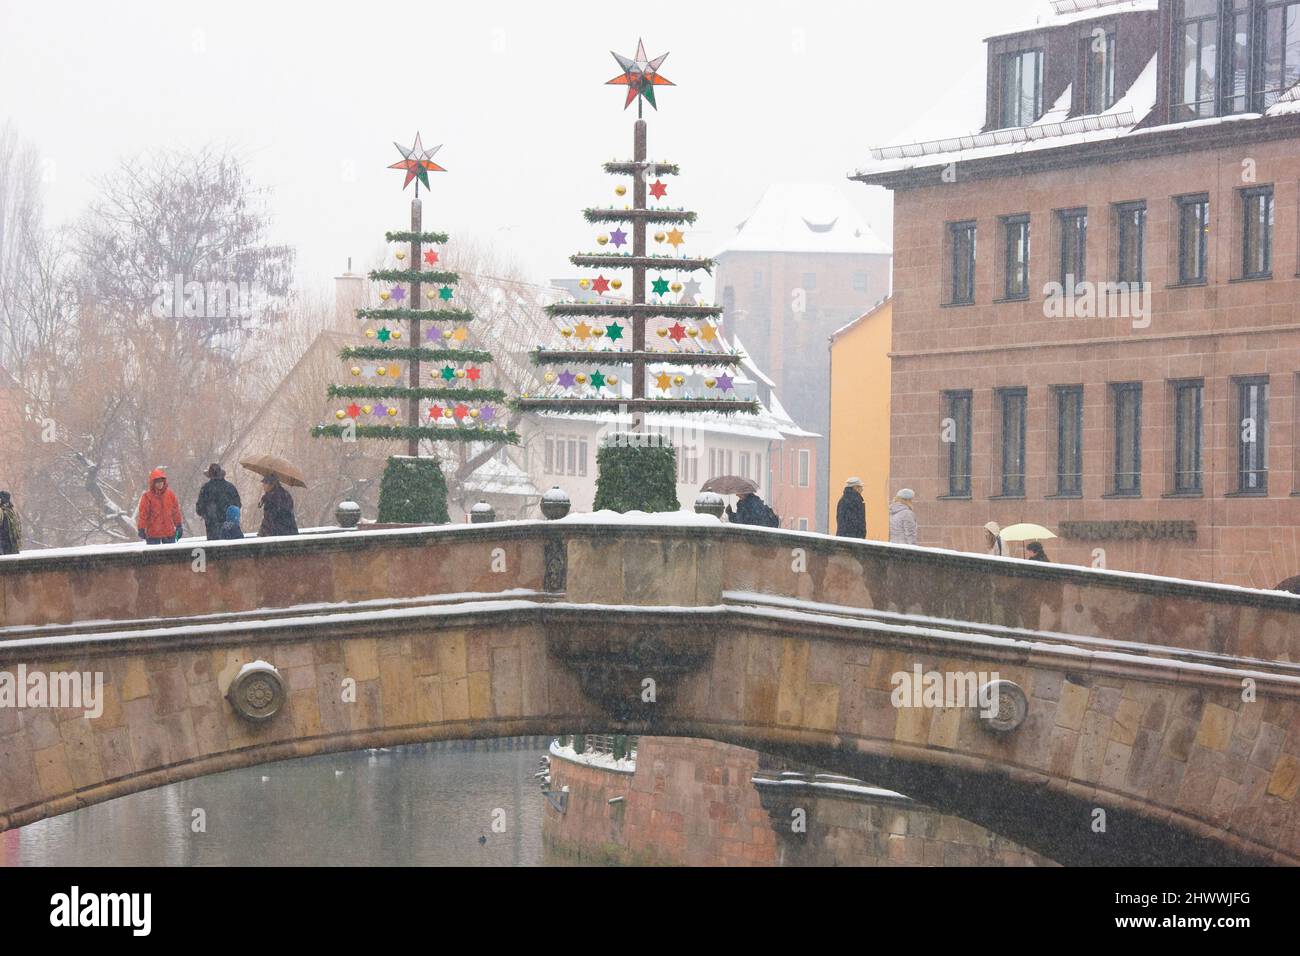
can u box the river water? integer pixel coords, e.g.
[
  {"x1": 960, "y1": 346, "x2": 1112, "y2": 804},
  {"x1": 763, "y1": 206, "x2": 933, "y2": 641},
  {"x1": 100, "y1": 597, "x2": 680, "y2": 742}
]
[{"x1": 3, "y1": 740, "x2": 550, "y2": 867}]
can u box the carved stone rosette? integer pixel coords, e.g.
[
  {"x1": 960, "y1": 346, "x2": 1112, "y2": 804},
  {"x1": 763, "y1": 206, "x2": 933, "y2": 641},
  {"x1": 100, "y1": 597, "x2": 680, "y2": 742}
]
[
  {"x1": 226, "y1": 662, "x2": 286, "y2": 722},
  {"x1": 979, "y1": 679, "x2": 1028, "y2": 733}
]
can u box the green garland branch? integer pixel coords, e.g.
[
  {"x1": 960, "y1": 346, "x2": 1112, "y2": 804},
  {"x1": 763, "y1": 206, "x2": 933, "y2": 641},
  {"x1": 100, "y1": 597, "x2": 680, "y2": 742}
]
[
  {"x1": 341, "y1": 346, "x2": 494, "y2": 363},
  {"x1": 328, "y1": 385, "x2": 507, "y2": 402},
  {"x1": 512, "y1": 398, "x2": 760, "y2": 415},
  {"x1": 584, "y1": 208, "x2": 697, "y2": 225},
  {"x1": 570, "y1": 254, "x2": 714, "y2": 272},
  {"x1": 312, "y1": 424, "x2": 520, "y2": 444},
  {"x1": 545, "y1": 303, "x2": 723, "y2": 320},
  {"x1": 355, "y1": 307, "x2": 476, "y2": 322},
  {"x1": 528, "y1": 349, "x2": 742, "y2": 366},
  {"x1": 369, "y1": 269, "x2": 459, "y2": 285},
  {"x1": 603, "y1": 161, "x2": 680, "y2": 177},
  {"x1": 385, "y1": 230, "x2": 450, "y2": 244}
]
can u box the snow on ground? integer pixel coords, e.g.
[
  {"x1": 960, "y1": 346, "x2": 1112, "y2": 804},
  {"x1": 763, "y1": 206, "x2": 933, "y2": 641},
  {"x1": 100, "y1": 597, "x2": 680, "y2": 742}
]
[{"x1": 548, "y1": 739, "x2": 636, "y2": 774}]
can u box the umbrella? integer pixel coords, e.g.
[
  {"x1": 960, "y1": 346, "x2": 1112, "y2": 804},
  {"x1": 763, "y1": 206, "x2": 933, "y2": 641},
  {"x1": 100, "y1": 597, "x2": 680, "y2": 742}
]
[
  {"x1": 701, "y1": 475, "x2": 758, "y2": 496},
  {"x1": 999, "y1": 523, "x2": 1057, "y2": 543},
  {"x1": 239, "y1": 455, "x2": 307, "y2": 488}
]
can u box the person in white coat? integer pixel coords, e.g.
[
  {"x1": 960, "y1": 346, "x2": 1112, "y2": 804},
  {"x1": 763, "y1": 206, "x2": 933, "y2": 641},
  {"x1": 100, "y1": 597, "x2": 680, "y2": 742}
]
[{"x1": 888, "y1": 488, "x2": 918, "y2": 545}]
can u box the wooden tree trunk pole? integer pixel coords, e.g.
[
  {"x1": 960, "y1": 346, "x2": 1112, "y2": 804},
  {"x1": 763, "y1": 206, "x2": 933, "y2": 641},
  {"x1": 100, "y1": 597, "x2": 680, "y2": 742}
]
[
  {"x1": 408, "y1": 198, "x2": 422, "y2": 457},
  {"x1": 631, "y1": 118, "x2": 647, "y2": 433}
]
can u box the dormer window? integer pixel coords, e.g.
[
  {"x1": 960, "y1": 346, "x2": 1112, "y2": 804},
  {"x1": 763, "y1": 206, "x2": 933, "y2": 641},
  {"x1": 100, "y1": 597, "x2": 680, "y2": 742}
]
[
  {"x1": 1174, "y1": 0, "x2": 1300, "y2": 120},
  {"x1": 1001, "y1": 49, "x2": 1044, "y2": 126},
  {"x1": 1083, "y1": 30, "x2": 1117, "y2": 112}
]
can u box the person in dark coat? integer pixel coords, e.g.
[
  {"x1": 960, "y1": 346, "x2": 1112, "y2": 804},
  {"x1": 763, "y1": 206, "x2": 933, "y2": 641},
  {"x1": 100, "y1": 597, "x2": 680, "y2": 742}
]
[
  {"x1": 726, "y1": 491, "x2": 778, "y2": 527},
  {"x1": 195, "y1": 463, "x2": 241, "y2": 541},
  {"x1": 258, "y1": 474, "x2": 298, "y2": 537},
  {"x1": 219, "y1": 504, "x2": 244, "y2": 540},
  {"x1": 1026, "y1": 541, "x2": 1050, "y2": 562},
  {"x1": 835, "y1": 477, "x2": 867, "y2": 539},
  {"x1": 0, "y1": 491, "x2": 20, "y2": 555}
]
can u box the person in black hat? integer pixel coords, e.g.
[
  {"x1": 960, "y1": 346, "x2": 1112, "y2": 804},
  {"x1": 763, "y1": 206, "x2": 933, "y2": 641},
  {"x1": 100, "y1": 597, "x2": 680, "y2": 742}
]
[
  {"x1": 195, "y1": 463, "x2": 241, "y2": 541},
  {"x1": 0, "y1": 491, "x2": 20, "y2": 555}
]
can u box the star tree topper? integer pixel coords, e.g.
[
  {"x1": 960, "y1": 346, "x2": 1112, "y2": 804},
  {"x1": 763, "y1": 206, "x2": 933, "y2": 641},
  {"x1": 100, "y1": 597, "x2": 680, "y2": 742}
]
[
  {"x1": 607, "y1": 39, "x2": 674, "y2": 112},
  {"x1": 389, "y1": 133, "x2": 446, "y2": 192}
]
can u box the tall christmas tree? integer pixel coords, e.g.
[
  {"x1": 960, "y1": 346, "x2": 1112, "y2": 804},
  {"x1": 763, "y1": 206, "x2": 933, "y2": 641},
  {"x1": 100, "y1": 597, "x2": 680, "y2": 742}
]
[
  {"x1": 514, "y1": 40, "x2": 758, "y2": 426},
  {"x1": 313, "y1": 134, "x2": 519, "y2": 515}
]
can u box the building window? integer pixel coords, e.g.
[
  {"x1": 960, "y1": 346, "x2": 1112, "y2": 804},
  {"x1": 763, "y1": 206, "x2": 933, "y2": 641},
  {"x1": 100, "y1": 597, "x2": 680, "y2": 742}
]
[
  {"x1": 997, "y1": 387, "x2": 1028, "y2": 497},
  {"x1": 1003, "y1": 214, "x2": 1031, "y2": 299},
  {"x1": 949, "y1": 221, "x2": 977, "y2": 305},
  {"x1": 1115, "y1": 201, "x2": 1147, "y2": 283},
  {"x1": 752, "y1": 271, "x2": 764, "y2": 289},
  {"x1": 1083, "y1": 31, "x2": 1116, "y2": 112},
  {"x1": 1054, "y1": 385, "x2": 1084, "y2": 497},
  {"x1": 802, "y1": 272, "x2": 817, "y2": 291},
  {"x1": 1176, "y1": 0, "x2": 1223, "y2": 119},
  {"x1": 739, "y1": 452, "x2": 751, "y2": 480},
  {"x1": 798, "y1": 449, "x2": 810, "y2": 487},
  {"x1": 798, "y1": 518, "x2": 809, "y2": 531},
  {"x1": 853, "y1": 271, "x2": 868, "y2": 292},
  {"x1": 1261, "y1": 0, "x2": 1300, "y2": 108},
  {"x1": 1172, "y1": 379, "x2": 1204, "y2": 493},
  {"x1": 1241, "y1": 186, "x2": 1274, "y2": 278},
  {"x1": 1000, "y1": 49, "x2": 1044, "y2": 126},
  {"x1": 1111, "y1": 383, "x2": 1143, "y2": 495},
  {"x1": 544, "y1": 437, "x2": 554, "y2": 474},
  {"x1": 1177, "y1": 194, "x2": 1210, "y2": 284},
  {"x1": 723, "y1": 286, "x2": 735, "y2": 313},
  {"x1": 943, "y1": 390, "x2": 973, "y2": 497},
  {"x1": 1235, "y1": 376, "x2": 1269, "y2": 493},
  {"x1": 1058, "y1": 208, "x2": 1088, "y2": 286}
]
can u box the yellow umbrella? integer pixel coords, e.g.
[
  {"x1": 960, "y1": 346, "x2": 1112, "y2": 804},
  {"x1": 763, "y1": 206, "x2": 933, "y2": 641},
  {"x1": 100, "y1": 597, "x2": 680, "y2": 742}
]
[{"x1": 999, "y1": 523, "x2": 1056, "y2": 543}]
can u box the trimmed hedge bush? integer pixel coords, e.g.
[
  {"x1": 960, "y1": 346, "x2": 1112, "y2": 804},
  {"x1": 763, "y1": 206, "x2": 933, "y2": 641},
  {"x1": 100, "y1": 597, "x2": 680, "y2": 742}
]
[
  {"x1": 592, "y1": 437, "x2": 680, "y2": 514},
  {"x1": 377, "y1": 455, "x2": 450, "y2": 524}
]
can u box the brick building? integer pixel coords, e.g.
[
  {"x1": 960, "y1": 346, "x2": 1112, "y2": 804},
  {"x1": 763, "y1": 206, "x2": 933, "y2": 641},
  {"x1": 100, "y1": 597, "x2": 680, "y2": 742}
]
[
  {"x1": 853, "y1": 0, "x2": 1300, "y2": 588},
  {"x1": 715, "y1": 183, "x2": 891, "y2": 530}
]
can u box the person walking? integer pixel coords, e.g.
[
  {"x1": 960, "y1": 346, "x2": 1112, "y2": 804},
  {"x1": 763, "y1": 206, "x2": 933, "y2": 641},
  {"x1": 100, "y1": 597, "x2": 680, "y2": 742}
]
[
  {"x1": 835, "y1": 478, "x2": 866, "y2": 539},
  {"x1": 726, "y1": 490, "x2": 780, "y2": 528},
  {"x1": 219, "y1": 504, "x2": 245, "y2": 540},
  {"x1": 258, "y1": 473, "x2": 299, "y2": 537},
  {"x1": 137, "y1": 468, "x2": 183, "y2": 545},
  {"x1": 888, "y1": 488, "x2": 918, "y2": 545},
  {"x1": 1026, "y1": 541, "x2": 1050, "y2": 562},
  {"x1": 0, "y1": 491, "x2": 21, "y2": 555},
  {"x1": 984, "y1": 521, "x2": 1004, "y2": 557},
  {"x1": 195, "y1": 463, "x2": 241, "y2": 541}
]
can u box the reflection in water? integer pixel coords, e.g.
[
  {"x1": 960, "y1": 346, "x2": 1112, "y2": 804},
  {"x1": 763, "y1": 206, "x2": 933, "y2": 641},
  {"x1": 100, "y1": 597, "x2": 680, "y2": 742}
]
[{"x1": 6, "y1": 742, "x2": 548, "y2": 867}]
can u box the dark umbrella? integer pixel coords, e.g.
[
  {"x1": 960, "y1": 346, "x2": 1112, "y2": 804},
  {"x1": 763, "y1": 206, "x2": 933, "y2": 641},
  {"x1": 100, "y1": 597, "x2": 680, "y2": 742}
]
[
  {"x1": 701, "y1": 475, "x2": 758, "y2": 496},
  {"x1": 239, "y1": 455, "x2": 307, "y2": 488}
]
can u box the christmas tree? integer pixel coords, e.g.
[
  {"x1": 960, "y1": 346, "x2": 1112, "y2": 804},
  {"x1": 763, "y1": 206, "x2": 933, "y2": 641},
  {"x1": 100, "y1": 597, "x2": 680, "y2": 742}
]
[
  {"x1": 514, "y1": 40, "x2": 758, "y2": 425},
  {"x1": 313, "y1": 135, "x2": 520, "y2": 461}
]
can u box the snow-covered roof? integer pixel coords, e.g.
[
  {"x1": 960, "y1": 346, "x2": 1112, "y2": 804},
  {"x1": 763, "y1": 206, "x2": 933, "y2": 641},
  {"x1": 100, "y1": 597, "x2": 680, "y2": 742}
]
[
  {"x1": 830, "y1": 294, "x2": 891, "y2": 342},
  {"x1": 986, "y1": 0, "x2": 1159, "y2": 39},
  {"x1": 459, "y1": 454, "x2": 540, "y2": 499},
  {"x1": 714, "y1": 182, "x2": 890, "y2": 257},
  {"x1": 856, "y1": 52, "x2": 1159, "y2": 179}
]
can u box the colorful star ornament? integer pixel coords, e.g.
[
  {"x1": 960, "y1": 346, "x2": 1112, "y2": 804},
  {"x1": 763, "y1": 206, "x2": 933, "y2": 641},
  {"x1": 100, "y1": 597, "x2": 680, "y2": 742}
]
[
  {"x1": 649, "y1": 180, "x2": 668, "y2": 200},
  {"x1": 388, "y1": 133, "x2": 446, "y2": 191},
  {"x1": 606, "y1": 39, "x2": 675, "y2": 111},
  {"x1": 591, "y1": 275, "x2": 611, "y2": 295},
  {"x1": 716, "y1": 373, "x2": 735, "y2": 392},
  {"x1": 652, "y1": 276, "x2": 671, "y2": 296},
  {"x1": 424, "y1": 249, "x2": 439, "y2": 265},
  {"x1": 609, "y1": 227, "x2": 628, "y2": 249},
  {"x1": 605, "y1": 322, "x2": 624, "y2": 341}
]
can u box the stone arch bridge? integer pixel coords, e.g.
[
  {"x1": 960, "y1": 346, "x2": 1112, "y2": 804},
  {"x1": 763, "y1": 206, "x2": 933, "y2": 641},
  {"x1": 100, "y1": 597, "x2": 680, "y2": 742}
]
[{"x1": 1, "y1": 517, "x2": 1298, "y2": 865}]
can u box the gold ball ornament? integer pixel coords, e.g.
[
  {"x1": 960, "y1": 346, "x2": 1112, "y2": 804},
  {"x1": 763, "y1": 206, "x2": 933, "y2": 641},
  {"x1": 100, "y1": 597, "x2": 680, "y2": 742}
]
[
  {"x1": 362, "y1": 405, "x2": 373, "y2": 415},
  {"x1": 365, "y1": 328, "x2": 377, "y2": 338},
  {"x1": 673, "y1": 375, "x2": 685, "y2": 386},
  {"x1": 426, "y1": 290, "x2": 437, "y2": 301},
  {"x1": 386, "y1": 406, "x2": 398, "y2": 416},
  {"x1": 335, "y1": 410, "x2": 346, "y2": 420},
  {"x1": 391, "y1": 330, "x2": 401, "y2": 340},
  {"x1": 597, "y1": 234, "x2": 610, "y2": 246},
  {"x1": 470, "y1": 408, "x2": 480, "y2": 418},
  {"x1": 376, "y1": 366, "x2": 387, "y2": 376},
  {"x1": 350, "y1": 366, "x2": 362, "y2": 376},
  {"x1": 579, "y1": 279, "x2": 591, "y2": 290},
  {"x1": 686, "y1": 326, "x2": 699, "y2": 338},
  {"x1": 592, "y1": 327, "x2": 605, "y2": 338},
  {"x1": 575, "y1": 373, "x2": 587, "y2": 385},
  {"x1": 561, "y1": 327, "x2": 574, "y2": 338},
  {"x1": 704, "y1": 378, "x2": 717, "y2": 389},
  {"x1": 654, "y1": 232, "x2": 666, "y2": 243},
  {"x1": 615, "y1": 185, "x2": 627, "y2": 196},
  {"x1": 607, "y1": 374, "x2": 619, "y2": 386},
  {"x1": 611, "y1": 278, "x2": 622, "y2": 290},
  {"x1": 442, "y1": 408, "x2": 454, "y2": 419},
  {"x1": 544, "y1": 371, "x2": 557, "y2": 384},
  {"x1": 454, "y1": 369, "x2": 466, "y2": 379},
  {"x1": 670, "y1": 282, "x2": 683, "y2": 293},
  {"x1": 395, "y1": 251, "x2": 406, "y2": 261},
  {"x1": 379, "y1": 291, "x2": 390, "y2": 301},
  {"x1": 656, "y1": 327, "x2": 668, "y2": 338}
]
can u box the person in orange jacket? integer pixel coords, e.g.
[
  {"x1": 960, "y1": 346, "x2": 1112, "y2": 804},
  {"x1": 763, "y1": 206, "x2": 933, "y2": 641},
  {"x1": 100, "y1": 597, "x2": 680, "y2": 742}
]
[{"x1": 137, "y1": 468, "x2": 183, "y2": 544}]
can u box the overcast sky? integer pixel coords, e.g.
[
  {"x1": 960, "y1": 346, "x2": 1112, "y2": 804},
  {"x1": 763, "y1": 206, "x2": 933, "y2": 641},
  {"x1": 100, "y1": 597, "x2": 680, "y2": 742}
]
[{"x1": 1, "y1": 0, "x2": 1051, "y2": 294}]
